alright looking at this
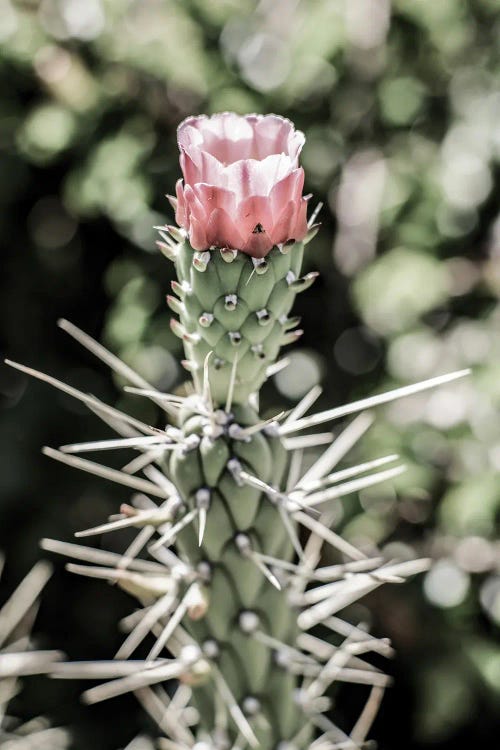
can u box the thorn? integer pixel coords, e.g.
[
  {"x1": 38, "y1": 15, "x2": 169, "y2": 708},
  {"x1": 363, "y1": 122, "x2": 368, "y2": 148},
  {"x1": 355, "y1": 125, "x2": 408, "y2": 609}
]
[
  {"x1": 195, "y1": 488, "x2": 210, "y2": 547},
  {"x1": 166, "y1": 295, "x2": 185, "y2": 315},
  {"x1": 181, "y1": 360, "x2": 199, "y2": 373},
  {"x1": 170, "y1": 280, "x2": 189, "y2": 299},
  {"x1": 282, "y1": 329, "x2": 304, "y2": 346},
  {"x1": 198, "y1": 312, "x2": 214, "y2": 328},
  {"x1": 170, "y1": 318, "x2": 186, "y2": 339},
  {"x1": 281, "y1": 369, "x2": 472, "y2": 435},
  {"x1": 251, "y1": 344, "x2": 266, "y2": 359},
  {"x1": 183, "y1": 331, "x2": 201, "y2": 345},
  {"x1": 251, "y1": 257, "x2": 268, "y2": 275},
  {"x1": 235, "y1": 534, "x2": 282, "y2": 590},
  {"x1": 149, "y1": 508, "x2": 199, "y2": 552},
  {"x1": 42, "y1": 446, "x2": 167, "y2": 498},
  {"x1": 157, "y1": 241, "x2": 178, "y2": 262},
  {"x1": 198, "y1": 508, "x2": 207, "y2": 547},
  {"x1": 166, "y1": 194, "x2": 178, "y2": 211},
  {"x1": 166, "y1": 225, "x2": 186, "y2": 243},
  {"x1": 280, "y1": 315, "x2": 301, "y2": 331},
  {"x1": 304, "y1": 223, "x2": 321, "y2": 244},
  {"x1": 224, "y1": 294, "x2": 238, "y2": 311},
  {"x1": 224, "y1": 354, "x2": 239, "y2": 414},
  {"x1": 220, "y1": 248, "x2": 238, "y2": 263},
  {"x1": 290, "y1": 272, "x2": 319, "y2": 292},
  {"x1": 278, "y1": 239, "x2": 296, "y2": 254},
  {"x1": 256, "y1": 308, "x2": 271, "y2": 326},
  {"x1": 308, "y1": 201, "x2": 323, "y2": 228},
  {"x1": 193, "y1": 251, "x2": 211, "y2": 272}
]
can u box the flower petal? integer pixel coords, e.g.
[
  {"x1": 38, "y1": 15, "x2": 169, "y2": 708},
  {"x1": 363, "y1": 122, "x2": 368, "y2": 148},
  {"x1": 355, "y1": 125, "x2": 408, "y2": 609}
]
[
  {"x1": 241, "y1": 227, "x2": 273, "y2": 258},
  {"x1": 205, "y1": 207, "x2": 244, "y2": 250},
  {"x1": 269, "y1": 168, "x2": 305, "y2": 218},
  {"x1": 237, "y1": 195, "x2": 273, "y2": 238}
]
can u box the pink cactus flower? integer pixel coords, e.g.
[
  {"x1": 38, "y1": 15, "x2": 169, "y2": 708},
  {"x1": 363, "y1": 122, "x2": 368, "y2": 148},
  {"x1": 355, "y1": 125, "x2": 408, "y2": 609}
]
[{"x1": 174, "y1": 112, "x2": 309, "y2": 258}]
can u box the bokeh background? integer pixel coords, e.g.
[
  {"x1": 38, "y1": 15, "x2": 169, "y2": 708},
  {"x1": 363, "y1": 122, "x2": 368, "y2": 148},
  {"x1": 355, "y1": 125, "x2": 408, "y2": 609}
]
[{"x1": 1, "y1": 0, "x2": 500, "y2": 748}]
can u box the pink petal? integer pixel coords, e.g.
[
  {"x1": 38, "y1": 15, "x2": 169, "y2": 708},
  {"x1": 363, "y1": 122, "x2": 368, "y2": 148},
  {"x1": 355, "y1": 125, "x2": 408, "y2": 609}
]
[
  {"x1": 188, "y1": 214, "x2": 208, "y2": 250},
  {"x1": 291, "y1": 198, "x2": 309, "y2": 241},
  {"x1": 192, "y1": 184, "x2": 236, "y2": 217},
  {"x1": 269, "y1": 168, "x2": 305, "y2": 218},
  {"x1": 224, "y1": 154, "x2": 294, "y2": 199},
  {"x1": 269, "y1": 200, "x2": 296, "y2": 246},
  {"x1": 236, "y1": 195, "x2": 273, "y2": 238},
  {"x1": 241, "y1": 229, "x2": 273, "y2": 258},
  {"x1": 205, "y1": 207, "x2": 244, "y2": 250}
]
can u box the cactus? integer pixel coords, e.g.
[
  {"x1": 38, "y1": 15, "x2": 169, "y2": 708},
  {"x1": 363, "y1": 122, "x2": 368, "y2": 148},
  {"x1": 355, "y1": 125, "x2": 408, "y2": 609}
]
[{"x1": 6, "y1": 113, "x2": 470, "y2": 750}]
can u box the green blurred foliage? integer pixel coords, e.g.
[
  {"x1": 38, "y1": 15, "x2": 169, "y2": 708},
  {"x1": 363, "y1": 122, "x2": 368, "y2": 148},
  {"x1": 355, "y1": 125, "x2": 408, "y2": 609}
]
[{"x1": 1, "y1": 1, "x2": 499, "y2": 748}]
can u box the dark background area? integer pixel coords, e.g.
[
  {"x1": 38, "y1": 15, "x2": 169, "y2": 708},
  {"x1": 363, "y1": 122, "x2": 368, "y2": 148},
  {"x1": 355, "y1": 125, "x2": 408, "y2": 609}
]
[{"x1": 1, "y1": 1, "x2": 499, "y2": 748}]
